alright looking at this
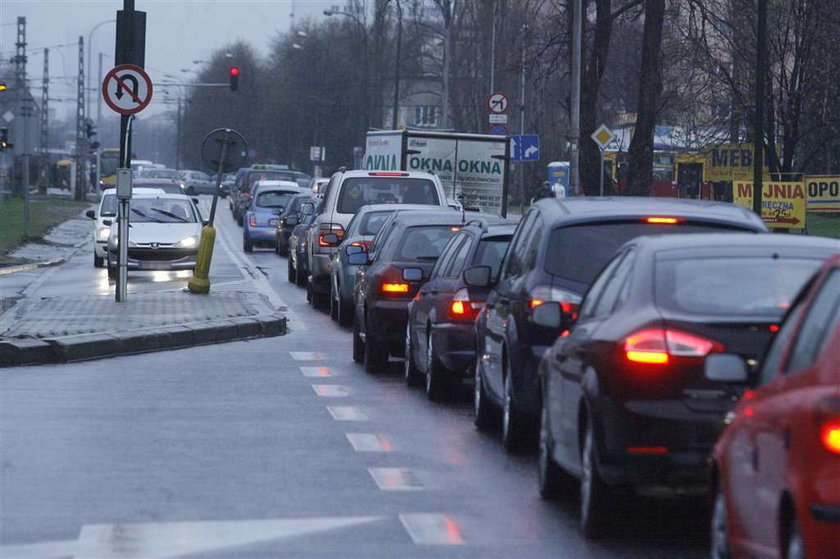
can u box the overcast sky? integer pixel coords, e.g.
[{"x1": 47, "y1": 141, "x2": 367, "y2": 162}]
[{"x1": 1, "y1": 0, "x2": 338, "y2": 119}]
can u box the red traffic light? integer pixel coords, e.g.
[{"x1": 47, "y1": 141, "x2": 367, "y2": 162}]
[
  {"x1": 229, "y1": 66, "x2": 240, "y2": 91},
  {"x1": 230, "y1": 66, "x2": 240, "y2": 77}
]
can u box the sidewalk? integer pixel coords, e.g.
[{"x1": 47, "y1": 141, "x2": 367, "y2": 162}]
[{"x1": 0, "y1": 205, "x2": 287, "y2": 367}]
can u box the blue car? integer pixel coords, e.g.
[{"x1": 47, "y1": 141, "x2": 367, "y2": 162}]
[{"x1": 243, "y1": 187, "x2": 300, "y2": 252}]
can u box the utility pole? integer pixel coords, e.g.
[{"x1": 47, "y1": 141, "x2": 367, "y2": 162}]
[
  {"x1": 39, "y1": 48, "x2": 49, "y2": 194},
  {"x1": 75, "y1": 36, "x2": 86, "y2": 201},
  {"x1": 568, "y1": 0, "x2": 582, "y2": 197},
  {"x1": 96, "y1": 52, "x2": 104, "y2": 131},
  {"x1": 490, "y1": 0, "x2": 496, "y2": 95},
  {"x1": 519, "y1": 25, "x2": 527, "y2": 208},
  {"x1": 13, "y1": 17, "x2": 27, "y2": 197},
  {"x1": 752, "y1": 0, "x2": 767, "y2": 216},
  {"x1": 176, "y1": 96, "x2": 182, "y2": 169},
  {"x1": 391, "y1": 0, "x2": 403, "y2": 129}
]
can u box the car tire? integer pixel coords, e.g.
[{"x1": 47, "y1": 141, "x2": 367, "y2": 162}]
[
  {"x1": 338, "y1": 298, "x2": 353, "y2": 328},
  {"x1": 352, "y1": 321, "x2": 365, "y2": 364},
  {"x1": 404, "y1": 325, "x2": 423, "y2": 387},
  {"x1": 237, "y1": 213, "x2": 244, "y2": 227},
  {"x1": 711, "y1": 483, "x2": 732, "y2": 559},
  {"x1": 94, "y1": 253, "x2": 104, "y2": 268},
  {"x1": 425, "y1": 330, "x2": 450, "y2": 401},
  {"x1": 363, "y1": 315, "x2": 389, "y2": 374},
  {"x1": 474, "y1": 360, "x2": 499, "y2": 431},
  {"x1": 243, "y1": 235, "x2": 253, "y2": 253},
  {"x1": 538, "y1": 398, "x2": 570, "y2": 500},
  {"x1": 329, "y1": 284, "x2": 339, "y2": 321},
  {"x1": 502, "y1": 361, "x2": 532, "y2": 453},
  {"x1": 785, "y1": 516, "x2": 804, "y2": 559},
  {"x1": 295, "y1": 260, "x2": 307, "y2": 287},
  {"x1": 580, "y1": 418, "x2": 610, "y2": 540},
  {"x1": 287, "y1": 257, "x2": 295, "y2": 283},
  {"x1": 107, "y1": 261, "x2": 117, "y2": 280}
]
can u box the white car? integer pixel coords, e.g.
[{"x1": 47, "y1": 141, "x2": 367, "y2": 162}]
[
  {"x1": 106, "y1": 193, "x2": 204, "y2": 279},
  {"x1": 86, "y1": 187, "x2": 164, "y2": 268}
]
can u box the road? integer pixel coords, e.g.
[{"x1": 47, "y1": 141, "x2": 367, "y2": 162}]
[{"x1": 0, "y1": 198, "x2": 709, "y2": 558}]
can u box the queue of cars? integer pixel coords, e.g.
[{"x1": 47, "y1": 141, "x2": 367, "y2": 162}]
[{"x1": 237, "y1": 166, "x2": 839, "y2": 552}]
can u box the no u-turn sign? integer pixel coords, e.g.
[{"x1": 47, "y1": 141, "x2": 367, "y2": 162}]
[{"x1": 102, "y1": 64, "x2": 153, "y2": 115}]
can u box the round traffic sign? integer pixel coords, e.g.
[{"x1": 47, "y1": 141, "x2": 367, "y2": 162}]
[
  {"x1": 488, "y1": 92, "x2": 509, "y2": 114},
  {"x1": 201, "y1": 128, "x2": 248, "y2": 174},
  {"x1": 102, "y1": 64, "x2": 153, "y2": 116}
]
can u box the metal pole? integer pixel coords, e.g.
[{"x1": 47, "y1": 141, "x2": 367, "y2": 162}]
[
  {"x1": 23, "y1": 98, "x2": 30, "y2": 237},
  {"x1": 176, "y1": 96, "x2": 182, "y2": 169},
  {"x1": 599, "y1": 148, "x2": 605, "y2": 196},
  {"x1": 490, "y1": 0, "x2": 496, "y2": 95},
  {"x1": 96, "y1": 52, "x2": 103, "y2": 132},
  {"x1": 39, "y1": 48, "x2": 49, "y2": 194},
  {"x1": 519, "y1": 26, "x2": 526, "y2": 209},
  {"x1": 752, "y1": 0, "x2": 767, "y2": 216},
  {"x1": 568, "y1": 0, "x2": 582, "y2": 197},
  {"x1": 14, "y1": 17, "x2": 27, "y2": 198},
  {"x1": 207, "y1": 130, "x2": 230, "y2": 227},
  {"x1": 75, "y1": 36, "x2": 86, "y2": 201},
  {"x1": 391, "y1": 0, "x2": 403, "y2": 129}
]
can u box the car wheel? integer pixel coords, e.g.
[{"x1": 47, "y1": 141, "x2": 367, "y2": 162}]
[
  {"x1": 404, "y1": 325, "x2": 423, "y2": 387},
  {"x1": 295, "y1": 259, "x2": 307, "y2": 287},
  {"x1": 580, "y1": 418, "x2": 610, "y2": 539},
  {"x1": 243, "y1": 235, "x2": 253, "y2": 253},
  {"x1": 363, "y1": 314, "x2": 389, "y2": 374},
  {"x1": 94, "y1": 253, "x2": 104, "y2": 268},
  {"x1": 502, "y1": 361, "x2": 532, "y2": 453},
  {"x1": 107, "y1": 260, "x2": 117, "y2": 280},
  {"x1": 329, "y1": 283, "x2": 339, "y2": 320},
  {"x1": 474, "y1": 360, "x2": 499, "y2": 431},
  {"x1": 711, "y1": 483, "x2": 731, "y2": 559},
  {"x1": 338, "y1": 297, "x2": 353, "y2": 328},
  {"x1": 352, "y1": 320, "x2": 365, "y2": 364},
  {"x1": 786, "y1": 516, "x2": 804, "y2": 559},
  {"x1": 287, "y1": 257, "x2": 295, "y2": 283},
  {"x1": 538, "y1": 398, "x2": 570, "y2": 500},
  {"x1": 237, "y1": 213, "x2": 244, "y2": 227},
  {"x1": 425, "y1": 330, "x2": 450, "y2": 401}
]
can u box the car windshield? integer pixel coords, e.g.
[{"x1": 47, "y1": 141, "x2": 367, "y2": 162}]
[
  {"x1": 256, "y1": 191, "x2": 294, "y2": 209},
  {"x1": 129, "y1": 198, "x2": 196, "y2": 223},
  {"x1": 395, "y1": 225, "x2": 459, "y2": 261},
  {"x1": 475, "y1": 236, "x2": 512, "y2": 278},
  {"x1": 655, "y1": 257, "x2": 823, "y2": 317},
  {"x1": 545, "y1": 223, "x2": 749, "y2": 285},
  {"x1": 337, "y1": 178, "x2": 439, "y2": 214}
]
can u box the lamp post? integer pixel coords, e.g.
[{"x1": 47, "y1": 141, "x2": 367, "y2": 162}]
[
  {"x1": 162, "y1": 75, "x2": 187, "y2": 169},
  {"x1": 391, "y1": 0, "x2": 403, "y2": 129},
  {"x1": 87, "y1": 19, "x2": 115, "y2": 117},
  {"x1": 323, "y1": 8, "x2": 370, "y2": 131}
]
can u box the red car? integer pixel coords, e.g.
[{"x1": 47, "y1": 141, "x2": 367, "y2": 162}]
[{"x1": 708, "y1": 254, "x2": 840, "y2": 559}]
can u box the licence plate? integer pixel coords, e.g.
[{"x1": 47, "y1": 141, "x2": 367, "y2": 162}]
[{"x1": 141, "y1": 261, "x2": 171, "y2": 271}]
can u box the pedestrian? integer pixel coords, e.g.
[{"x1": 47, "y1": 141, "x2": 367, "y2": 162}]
[{"x1": 530, "y1": 181, "x2": 555, "y2": 205}]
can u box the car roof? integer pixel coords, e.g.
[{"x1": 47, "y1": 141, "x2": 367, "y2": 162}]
[
  {"x1": 389, "y1": 210, "x2": 478, "y2": 227},
  {"x1": 101, "y1": 186, "x2": 163, "y2": 195},
  {"x1": 631, "y1": 232, "x2": 840, "y2": 257},
  {"x1": 533, "y1": 196, "x2": 766, "y2": 230},
  {"x1": 255, "y1": 180, "x2": 300, "y2": 188},
  {"x1": 339, "y1": 169, "x2": 439, "y2": 181},
  {"x1": 356, "y1": 203, "x2": 448, "y2": 215},
  {"x1": 130, "y1": 193, "x2": 192, "y2": 201}
]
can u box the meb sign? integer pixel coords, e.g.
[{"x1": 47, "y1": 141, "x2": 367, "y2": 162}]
[
  {"x1": 734, "y1": 181, "x2": 806, "y2": 229},
  {"x1": 704, "y1": 143, "x2": 768, "y2": 182}
]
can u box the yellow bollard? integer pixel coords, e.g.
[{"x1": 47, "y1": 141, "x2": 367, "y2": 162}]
[{"x1": 188, "y1": 226, "x2": 216, "y2": 294}]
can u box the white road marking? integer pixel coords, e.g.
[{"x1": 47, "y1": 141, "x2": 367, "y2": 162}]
[
  {"x1": 327, "y1": 406, "x2": 369, "y2": 421},
  {"x1": 291, "y1": 352, "x2": 326, "y2": 360},
  {"x1": 399, "y1": 513, "x2": 465, "y2": 545},
  {"x1": 346, "y1": 433, "x2": 394, "y2": 452},
  {"x1": 368, "y1": 467, "x2": 423, "y2": 491},
  {"x1": 312, "y1": 384, "x2": 350, "y2": 397},
  {"x1": 0, "y1": 516, "x2": 386, "y2": 558},
  {"x1": 300, "y1": 366, "x2": 334, "y2": 377}
]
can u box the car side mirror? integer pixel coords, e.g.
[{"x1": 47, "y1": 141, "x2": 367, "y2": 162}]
[
  {"x1": 348, "y1": 252, "x2": 369, "y2": 266},
  {"x1": 86, "y1": 209, "x2": 96, "y2": 219},
  {"x1": 402, "y1": 267, "x2": 423, "y2": 281},
  {"x1": 322, "y1": 233, "x2": 339, "y2": 245},
  {"x1": 463, "y1": 265, "x2": 492, "y2": 288},
  {"x1": 704, "y1": 354, "x2": 749, "y2": 383},
  {"x1": 300, "y1": 202, "x2": 315, "y2": 216},
  {"x1": 102, "y1": 219, "x2": 113, "y2": 226},
  {"x1": 192, "y1": 197, "x2": 200, "y2": 206},
  {"x1": 529, "y1": 302, "x2": 575, "y2": 332},
  {"x1": 346, "y1": 245, "x2": 363, "y2": 256}
]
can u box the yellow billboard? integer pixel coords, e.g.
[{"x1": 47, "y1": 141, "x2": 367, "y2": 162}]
[
  {"x1": 734, "y1": 182, "x2": 806, "y2": 229},
  {"x1": 704, "y1": 143, "x2": 768, "y2": 182},
  {"x1": 804, "y1": 175, "x2": 840, "y2": 213}
]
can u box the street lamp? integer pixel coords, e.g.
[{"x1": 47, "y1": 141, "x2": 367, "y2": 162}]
[
  {"x1": 87, "y1": 19, "x2": 115, "y2": 117},
  {"x1": 161, "y1": 75, "x2": 187, "y2": 169},
  {"x1": 323, "y1": 8, "x2": 370, "y2": 130}
]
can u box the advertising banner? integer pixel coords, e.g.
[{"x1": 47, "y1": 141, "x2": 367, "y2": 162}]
[
  {"x1": 733, "y1": 181, "x2": 806, "y2": 229},
  {"x1": 804, "y1": 175, "x2": 840, "y2": 213}
]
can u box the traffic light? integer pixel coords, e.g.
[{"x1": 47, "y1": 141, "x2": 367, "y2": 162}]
[
  {"x1": 0, "y1": 127, "x2": 11, "y2": 151},
  {"x1": 84, "y1": 118, "x2": 97, "y2": 138},
  {"x1": 229, "y1": 66, "x2": 240, "y2": 91}
]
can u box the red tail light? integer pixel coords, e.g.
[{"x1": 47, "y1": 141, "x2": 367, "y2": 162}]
[
  {"x1": 818, "y1": 397, "x2": 840, "y2": 455},
  {"x1": 528, "y1": 286, "x2": 582, "y2": 318},
  {"x1": 449, "y1": 288, "x2": 483, "y2": 321},
  {"x1": 318, "y1": 223, "x2": 345, "y2": 247},
  {"x1": 644, "y1": 216, "x2": 681, "y2": 224},
  {"x1": 623, "y1": 328, "x2": 724, "y2": 365},
  {"x1": 369, "y1": 172, "x2": 409, "y2": 177},
  {"x1": 382, "y1": 283, "x2": 409, "y2": 293},
  {"x1": 351, "y1": 240, "x2": 371, "y2": 251},
  {"x1": 379, "y1": 266, "x2": 414, "y2": 297},
  {"x1": 248, "y1": 214, "x2": 257, "y2": 227}
]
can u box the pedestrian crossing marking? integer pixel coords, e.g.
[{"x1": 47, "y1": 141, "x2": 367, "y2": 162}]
[
  {"x1": 346, "y1": 433, "x2": 394, "y2": 452},
  {"x1": 312, "y1": 384, "x2": 350, "y2": 397},
  {"x1": 399, "y1": 513, "x2": 465, "y2": 545},
  {"x1": 291, "y1": 351, "x2": 326, "y2": 360},
  {"x1": 300, "y1": 366, "x2": 334, "y2": 377},
  {"x1": 328, "y1": 406, "x2": 369, "y2": 421},
  {"x1": 368, "y1": 467, "x2": 423, "y2": 491}
]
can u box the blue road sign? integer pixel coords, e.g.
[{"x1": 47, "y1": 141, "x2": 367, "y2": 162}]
[
  {"x1": 511, "y1": 134, "x2": 540, "y2": 161},
  {"x1": 487, "y1": 124, "x2": 509, "y2": 136}
]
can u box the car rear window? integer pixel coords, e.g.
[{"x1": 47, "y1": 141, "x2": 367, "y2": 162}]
[
  {"x1": 246, "y1": 171, "x2": 295, "y2": 189},
  {"x1": 337, "y1": 177, "x2": 439, "y2": 214},
  {"x1": 256, "y1": 191, "x2": 294, "y2": 209},
  {"x1": 475, "y1": 236, "x2": 512, "y2": 278},
  {"x1": 655, "y1": 257, "x2": 823, "y2": 317},
  {"x1": 395, "y1": 225, "x2": 459, "y2": 261},
  {"x1": 358, "y1": 211, "x2": 394, "y2": 236},
  {"x1": 546, "y1": 223, "x2": 748, "y2": 284}
]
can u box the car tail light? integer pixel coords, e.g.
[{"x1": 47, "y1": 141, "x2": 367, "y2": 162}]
[
  {"x1": 369, "y1": 172, "x2": 409, "y2": 177},
  {"x1": 379, "y1": 265, "x2": 414, "y2": 297},
  {"x1": 644, "y1": 216, "x2": 681, "y2": 224},
  {"x1": 351, "y1": 240, "x2": 371, "y2": 251},
  {"x1": 623, "y1": 328, "x2": 725, "y2": 365},
  {"x1": 248, "y1": 214, "x2": 257, "y2": 227},
  {"x1": 817, "y1": 397, "x2": 840, "y2": 455},
  {"x1": 529, "y1": 286, "x2": 581, "y2": 319},
  {"x1": 626, "y1": 446, "x2": 668, "y2": 455},
  {"x1": 449, "y1": 288, "x2": 483, "y2": 321},
  {"x1": 318, "y1": 223, "x2": 345, "y2": 247}
]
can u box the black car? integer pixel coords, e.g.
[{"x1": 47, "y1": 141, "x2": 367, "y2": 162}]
[
  {"x1": 534, "y1": 233, "x2": 838, "y2": 538},
  {"x1": 275, "y1": 193, "x2": 314, "y2": 256},
  {"x1": 288, "y1": 200, "x2": 318, "y2": 286},
  {"x1": 474, "y1": 197, "x2": 768, "y2": 452},
  {"x1": 405, "y1": 220, "x2": 515, "y2": 400},
  {"x1": 350, "y1": 210, "x2": 467, "y2": 374}
]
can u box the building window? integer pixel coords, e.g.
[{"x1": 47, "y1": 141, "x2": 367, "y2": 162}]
[{"x1": 413, "y1": 105, "x2": 440, "y2": 127}]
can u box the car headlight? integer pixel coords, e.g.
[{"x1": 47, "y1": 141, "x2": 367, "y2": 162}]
[
  {"x1": 98, "y1": 227, "x2": 110, "y2": 240},
  {"x1": 177, "y1": 236, "x2": 198, "y2": 248}
]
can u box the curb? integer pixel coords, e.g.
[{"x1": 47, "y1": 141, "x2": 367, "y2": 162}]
[
  {"x1": 0, "y1": 312, "x2": 287, "y2": 367},
  {"x1": 0, "y1": 257, "x2": 67, "y2": 276}
]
